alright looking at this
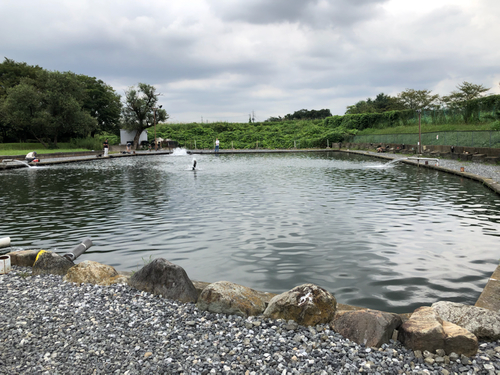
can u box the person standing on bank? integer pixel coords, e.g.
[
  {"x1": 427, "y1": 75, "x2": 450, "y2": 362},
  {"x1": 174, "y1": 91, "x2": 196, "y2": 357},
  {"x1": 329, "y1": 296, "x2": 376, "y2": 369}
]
[
  {"x1": 215, "y1": 138, "x2": 219, "y2": 153},
  {"x1": 103, "y1": 138, "x2": 109, "y2": 157}
]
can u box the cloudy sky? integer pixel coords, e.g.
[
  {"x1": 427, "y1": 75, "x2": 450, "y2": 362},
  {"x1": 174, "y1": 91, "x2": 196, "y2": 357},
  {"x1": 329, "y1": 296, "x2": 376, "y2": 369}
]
[{"x1": 1, "y1": 0, "x2": 499, "y2": 123}]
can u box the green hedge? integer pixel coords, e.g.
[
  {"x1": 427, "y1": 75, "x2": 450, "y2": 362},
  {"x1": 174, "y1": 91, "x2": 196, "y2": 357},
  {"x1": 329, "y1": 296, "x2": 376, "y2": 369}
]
[{"x1": 325, "y1": 95, "x2": 500, "y2": 130}]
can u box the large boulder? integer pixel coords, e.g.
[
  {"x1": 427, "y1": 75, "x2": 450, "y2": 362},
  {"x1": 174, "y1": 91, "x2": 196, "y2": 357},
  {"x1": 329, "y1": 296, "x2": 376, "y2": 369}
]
[
  {"x1": 399, "y1": 306, "x2": 445, "y2": 353},
  {"x1": 263, "y1": 284, "x2": 337, "y2": 326},
  {"x1": 400, "y1": 306, "x2": 478, "y2": 356},
  {"x1": 432, "y1": 301, "x2": 500, "y2": 340},
  {"x1": 7, "y1": 250, "x2": 40, "y2": 267},
  {"x1": 129, "y1": 258, "x2": 198, "y2": 303},
  {"x1": 32, "y1": 250, "x2": 74, "y2": 276},
  {"x1": 63, "y1": 260, "x2": 118, "y2": 284},
  {"x1": 197, "y1": 281, "x2": 268, "y2": 317},
  {"x1": 333, "y1": 309, "x2": 402, "y2": 347}
]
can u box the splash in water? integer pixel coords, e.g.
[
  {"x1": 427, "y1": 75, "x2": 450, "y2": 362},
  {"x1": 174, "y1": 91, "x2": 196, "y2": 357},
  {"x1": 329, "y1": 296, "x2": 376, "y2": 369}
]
[
  {"x1": 171, "y1": 148, "x2": 188, "y2": 156},
  {"x1": 12, "y1": 160, "x2": 33, "y2": 169}
]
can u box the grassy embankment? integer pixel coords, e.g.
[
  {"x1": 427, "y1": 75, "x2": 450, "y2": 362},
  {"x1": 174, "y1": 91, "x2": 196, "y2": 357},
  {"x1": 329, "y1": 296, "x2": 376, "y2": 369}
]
[{"x1": 0, "y1": 134, "x2": 119, "y2": 156}]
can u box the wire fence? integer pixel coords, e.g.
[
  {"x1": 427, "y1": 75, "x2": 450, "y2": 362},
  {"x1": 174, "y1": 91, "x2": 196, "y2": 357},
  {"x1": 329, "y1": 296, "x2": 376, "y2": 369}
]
[{"x1": 347, "y1": 131, "x2": 500, "y2": 149}]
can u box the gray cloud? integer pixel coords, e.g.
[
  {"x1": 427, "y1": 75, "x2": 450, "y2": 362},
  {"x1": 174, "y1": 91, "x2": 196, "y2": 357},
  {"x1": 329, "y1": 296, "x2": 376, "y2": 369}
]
[
  {"x1": 0, "y1": 0, "x2": 499, "y2": 122},
  {"x1": 208, "y1": 0, "x2": 388, "y2": 28}
]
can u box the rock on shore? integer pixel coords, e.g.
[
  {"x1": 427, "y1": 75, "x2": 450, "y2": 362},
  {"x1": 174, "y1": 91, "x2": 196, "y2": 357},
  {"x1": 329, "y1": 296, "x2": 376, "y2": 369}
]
[{"x1": 2, "y1": 266, "x2": 500, "y2": 374}]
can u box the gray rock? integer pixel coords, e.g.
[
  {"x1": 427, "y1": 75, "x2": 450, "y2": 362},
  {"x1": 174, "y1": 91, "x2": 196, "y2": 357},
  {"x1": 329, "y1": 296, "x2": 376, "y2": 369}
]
[
  {"x1": 333, "y1": 309, "x2": 402, "y2": 348},
  {"x1": 196, "y1": 281, "x2": 267, "y2": 317},
  {"x1": 432, "y1": 301, "x2": 500, "y2": 340},
  {"x1": 129, "y1": 258, "x2": 198, "y2": 303},
  {"x1": 32, "y1": 250, "x2": 74, "y2": 276},
  {"x1": 263, "y1": 283, "x2": 337, "y2": 326}
]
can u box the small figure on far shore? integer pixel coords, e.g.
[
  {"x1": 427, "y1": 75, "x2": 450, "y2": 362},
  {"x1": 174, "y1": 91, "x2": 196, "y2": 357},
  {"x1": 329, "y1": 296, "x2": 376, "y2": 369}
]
[
  {"x1": 103, "y1": 138, "x2": 109, "y2": 157},
  {"x1": 215, "y1": 138, "x2": 219, "y2": 153},
  {"x1": 25, "y1": 151, "x2": 37, "y2": 162},
  {"x1": 126, "y1": 142, "x2": 132, "y2": 153},
  {"x1": 192, "y1": 158, "x2": 197, "y2": 171}
]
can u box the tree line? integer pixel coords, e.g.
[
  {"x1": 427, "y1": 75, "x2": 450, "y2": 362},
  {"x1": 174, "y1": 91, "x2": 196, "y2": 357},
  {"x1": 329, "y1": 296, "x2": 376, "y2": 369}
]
[
  {"x1": 0, "y1": 58, "x2": 168, "y2": 148},
  {"x1": 265, "y1": 108, "x2": 332, "y2": 122},
  {"x1": 345, "y1": 82, "x2": 492, "y2": 115}
]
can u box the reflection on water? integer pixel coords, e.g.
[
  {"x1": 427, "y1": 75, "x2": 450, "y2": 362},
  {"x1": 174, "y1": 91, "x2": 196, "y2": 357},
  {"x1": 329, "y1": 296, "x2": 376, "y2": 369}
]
[{"x1": 1, "y1": 152, "x2": 499, "y2": 313}]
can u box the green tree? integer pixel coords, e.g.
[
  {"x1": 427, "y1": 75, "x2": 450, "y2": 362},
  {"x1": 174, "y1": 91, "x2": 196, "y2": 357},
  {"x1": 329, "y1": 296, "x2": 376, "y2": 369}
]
[
  {"x1": 0, "y1": 58, "x2": 43, "y2": 98},
  {"x1": 346, "y1": 99, "x2": 375, "y2": 114},
  {"x1": 77, "y1": 75, "x2": 122, "y2": 137},
  {"x1": 396, "y1": 88, "x2": 440, "y2": 110},
  {"x1": 442, "y1": 81, "x2": 490, "y2": 106},
  {"x1": 346, "y1": 93, "x2": 403, "y2": 114},
  {"x1": 2, "y1": 79, "x2": 47, "y2": 144},
  {"x1": 284, "y1": 108, "x2": 332, "y2": 120},
  {"x1": 0, "y1": 58, "x2": 44, "y2": 141},
  {"x1": 122, "y1": 83, "x2": 168, "y2": 147},
  {"x1": 3, "y1": 71, "x2": 96, "y2": 147}
]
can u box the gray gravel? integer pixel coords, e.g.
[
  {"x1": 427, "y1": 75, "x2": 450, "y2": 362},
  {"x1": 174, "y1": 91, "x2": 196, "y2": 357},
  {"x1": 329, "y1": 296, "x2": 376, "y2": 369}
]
[{"x1": 2, "y1": 267, "x2": 500, "y2": 374}]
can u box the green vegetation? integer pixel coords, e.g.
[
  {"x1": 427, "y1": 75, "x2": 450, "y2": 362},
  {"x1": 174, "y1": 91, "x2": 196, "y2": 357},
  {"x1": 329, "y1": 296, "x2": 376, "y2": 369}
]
[
  {"x1": 0, "y1": 147, "x2": 90, "y2": 156},
  {"x1": 1, "y1": 58, "x2": 498, "y2": 153},
  {"x1": 327, "y1": 95, "x2": 500, "y2": 133},
  {"x1": 265, "y1": 108, "x2": 332, "y2": 122},
  {"x1": 345, "y1": 82, "x2": 492, "y2": 115},
  {"x1": 122, "y1": 83, "x2": 168, "y2": 147},
  {"x1": 0, "y1": 58, "x2": 122, "y2": 147},
  {"x1": 155, "y1": 119, "x2": 356, "y2": 149}
]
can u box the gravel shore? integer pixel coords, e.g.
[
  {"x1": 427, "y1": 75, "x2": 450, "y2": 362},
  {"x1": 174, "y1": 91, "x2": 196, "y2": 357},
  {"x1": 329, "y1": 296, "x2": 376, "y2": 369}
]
[{"x1": 1, "y1": 266, "x2": 500, "y2": 375}]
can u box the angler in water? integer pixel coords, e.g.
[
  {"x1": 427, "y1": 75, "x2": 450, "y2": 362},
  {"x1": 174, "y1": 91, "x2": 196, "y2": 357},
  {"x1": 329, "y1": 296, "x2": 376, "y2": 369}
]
[{"x1": 192, "y1": 158, "x2": 197, "y2": 171}]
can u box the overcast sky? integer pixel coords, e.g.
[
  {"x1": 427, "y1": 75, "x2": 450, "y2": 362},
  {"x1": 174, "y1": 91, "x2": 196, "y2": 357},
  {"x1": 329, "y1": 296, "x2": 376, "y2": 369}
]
[{"x1": 1, "y1": 0, "x2": 499, "y2": 123}]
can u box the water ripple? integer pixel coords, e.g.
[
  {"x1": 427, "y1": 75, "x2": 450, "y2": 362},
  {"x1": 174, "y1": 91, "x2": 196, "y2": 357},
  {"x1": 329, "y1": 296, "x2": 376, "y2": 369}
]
[{"x1": 1, "y1": 152, "x2": 499, "y2": 312}]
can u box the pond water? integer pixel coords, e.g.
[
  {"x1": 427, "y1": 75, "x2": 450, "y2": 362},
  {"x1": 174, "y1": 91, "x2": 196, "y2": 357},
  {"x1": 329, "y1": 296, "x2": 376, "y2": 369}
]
[{"x1": 1, "y1": 150, "x2": 499, "y2": 313}]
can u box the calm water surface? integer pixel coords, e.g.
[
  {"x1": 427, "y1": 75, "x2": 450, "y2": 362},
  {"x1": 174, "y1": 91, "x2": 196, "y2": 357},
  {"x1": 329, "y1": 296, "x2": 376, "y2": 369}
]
[{"x1": 1, "y1": 151, "x2": 499, "y2": 313}]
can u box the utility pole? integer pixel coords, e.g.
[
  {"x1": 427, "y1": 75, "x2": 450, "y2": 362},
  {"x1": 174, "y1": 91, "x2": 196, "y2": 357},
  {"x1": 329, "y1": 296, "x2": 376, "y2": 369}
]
[{"x1": 417, "y1": 109, "x2": 422, "y2": 154}]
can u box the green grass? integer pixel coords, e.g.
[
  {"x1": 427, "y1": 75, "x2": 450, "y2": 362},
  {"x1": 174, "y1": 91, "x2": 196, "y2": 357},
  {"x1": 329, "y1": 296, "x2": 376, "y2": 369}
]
[{"x1": 0, "y1": 148, "x2": 91, "y2": 156}]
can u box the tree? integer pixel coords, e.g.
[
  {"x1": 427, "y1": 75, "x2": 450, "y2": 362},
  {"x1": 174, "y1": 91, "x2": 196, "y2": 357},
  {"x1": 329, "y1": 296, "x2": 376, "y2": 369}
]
[
  {"x1": 77, "y1": 75, "x2": 122, "y2": 137},
  {"x1": 283, "y1": 108, "x2": 332, "y2": 120},
  {"x1": 396, "y1": 89, "x2": 440, "y2": 110},
  {"x1": 0, "y1": 58, "x2": 44, "y2": 142},
  {"x1": 345, "y1": 93, "x2": 403, "y2": 114},
  {"x1": 0, "y1": 58, "x2": 43, "y2": 98},
  {"x1": 3, "y1": 71, "x2": 96, "y2": 147},
  {"x1": 346, "y1": 99, "x2": 375, "y2": 114},
  {"x1": 441, "y1": 81, "x2": 490, "y2": 107},
  {"x1": 121, "y1": 83, "x2": 168, "y2": 147}
]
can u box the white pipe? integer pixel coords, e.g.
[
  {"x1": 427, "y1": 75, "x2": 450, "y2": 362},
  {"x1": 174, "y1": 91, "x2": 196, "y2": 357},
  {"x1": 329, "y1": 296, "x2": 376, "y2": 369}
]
[{"x1": 0, "y1": 237, "x2": 10, "y2": 249}]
